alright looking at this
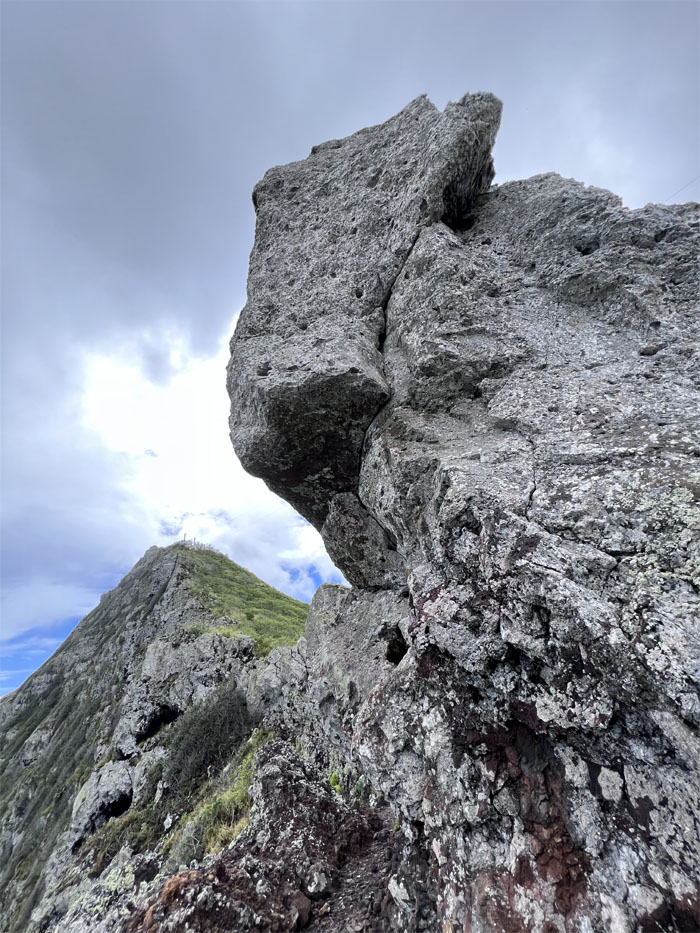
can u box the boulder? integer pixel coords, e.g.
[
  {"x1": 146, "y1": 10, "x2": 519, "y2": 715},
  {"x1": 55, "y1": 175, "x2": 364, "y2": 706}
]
[{"x1": 228, "y1": 92, "x2": 502, "y2": 529}]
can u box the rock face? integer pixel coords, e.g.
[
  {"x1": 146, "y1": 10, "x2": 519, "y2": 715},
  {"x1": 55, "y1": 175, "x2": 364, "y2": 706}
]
[
  {"x1": 228, "y1": 94, "x2": 700, "y2": 931},
  {"x1": 228, "y1": 92, "x2": 501, "y2": 528},
  {"x1": 125, "y1": 739, "x2": 395, "y2": 933}
]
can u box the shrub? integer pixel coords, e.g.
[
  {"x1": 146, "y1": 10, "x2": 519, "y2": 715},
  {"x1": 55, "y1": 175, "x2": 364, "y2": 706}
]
[
  {"x1": 166, "y1": 729, "x2": 272, "y2": 865},
  {"x1": 164, "y1": 679, "x2": 252, "y2": 805},
  {"x1": 84, "y1": 805, "x2": 162, "y2": 877}
]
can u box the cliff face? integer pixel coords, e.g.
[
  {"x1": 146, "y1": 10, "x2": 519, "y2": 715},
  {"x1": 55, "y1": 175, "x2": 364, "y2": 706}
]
[
  {"x1": 227, "y1": 92, "x2": 501, "y2": 529},
  {"x1": 228, "y1": 94, "x2": 700, "y2": 931}
]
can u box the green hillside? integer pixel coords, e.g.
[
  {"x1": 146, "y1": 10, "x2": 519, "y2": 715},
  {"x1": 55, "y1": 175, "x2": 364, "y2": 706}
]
[
  {"x1": 175, "y1": 542, "x2": 309, "y2": 656},
  {"x1": 0, "y1": 542, "x2": 310, "y2": 929}
]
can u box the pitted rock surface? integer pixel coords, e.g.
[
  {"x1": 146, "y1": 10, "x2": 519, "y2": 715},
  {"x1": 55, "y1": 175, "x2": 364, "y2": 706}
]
[
  {"x1": 229, "y1": 95, "x2": 700, "y2": 931},
  {"x1": 228, "y1": 92, "x2": 501, "y2": 529}
]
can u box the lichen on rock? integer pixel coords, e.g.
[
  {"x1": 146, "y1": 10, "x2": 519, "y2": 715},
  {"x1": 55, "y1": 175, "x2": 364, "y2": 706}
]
[{"x1": 3, "y1": 92, "x2": 699, "y2": 933}]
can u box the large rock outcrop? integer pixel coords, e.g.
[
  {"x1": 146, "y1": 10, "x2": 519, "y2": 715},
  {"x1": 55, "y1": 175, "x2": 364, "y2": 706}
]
[
  {"x1": 3, "y1": 93, "x2": 698, "y2": 933},
  {"x1": 228, "y1": 94, "x2": 700, "y2": 931},
  {"x1": 227, "y1": 92, "x2": 501, "y2": 528}
]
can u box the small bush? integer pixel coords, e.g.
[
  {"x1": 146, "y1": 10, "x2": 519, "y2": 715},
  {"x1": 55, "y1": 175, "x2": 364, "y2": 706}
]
[
  {"x1": 210, "y1": 624, "x2": 240, "y2": 638},
  {"x1": 167, "y1": 729, "x2": 272, "y2": 864},
  {"x1": 164, "y1": 680, "x2": 252, "y2": 805},
  {"x1": 84, "y1": 805, "x2": 163, "y2": 877},
  {"x1": 197, "y1": 787, "x2": 249, "y2": 854},
  {"x1": 228, "y1": 729, "x2": 271, "y2": 810},
  {"x1": 204, "y1": 817, "x2": 245, "y2": 854}
]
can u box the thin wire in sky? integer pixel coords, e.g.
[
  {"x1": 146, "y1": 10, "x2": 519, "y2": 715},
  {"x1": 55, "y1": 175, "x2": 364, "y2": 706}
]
[{"x1": 663, "y1": 174, "x2": 700, "y2": 203}]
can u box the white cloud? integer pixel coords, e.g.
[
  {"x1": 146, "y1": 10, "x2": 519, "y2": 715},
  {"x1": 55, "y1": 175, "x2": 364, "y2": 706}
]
[
  {"x1": 78, "y1": 329, "x2": 343, "y2": 602},
  {"x1": 1, "y1": 323, "x2": 342, "y2": 685},
  {"x1": 0, "y1": 580, "x2": 103, "y2": 642}
]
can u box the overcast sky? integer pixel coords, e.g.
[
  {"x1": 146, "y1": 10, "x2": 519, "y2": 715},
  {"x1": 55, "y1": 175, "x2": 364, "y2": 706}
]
[{"x1": 1, "y1": 0, "x2": 698, "y2": 695}]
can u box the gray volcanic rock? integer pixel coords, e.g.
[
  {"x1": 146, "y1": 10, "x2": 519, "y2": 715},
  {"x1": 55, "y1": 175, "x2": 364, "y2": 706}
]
[
  {"x1": 112, "y1": 628, "x2": 254, "y2": 759},
  {"x1": 4, "y1": 92, "x2": 698, "y2": 933},
  {"x1": 125, "y1": 739, "x2": 396, "y2": 933},
  {"x1": 228, "y1": 92, "x2": 501, "y2": 529},
  {"x1": 70, "y1": 761, "x2": 133, "y2": 843},
  {"x1": 228, "y1": 95, "x2": 700, "y2": 931},
  {"x1": 321, "y1": 493, "x2": 406, "y2": 590}
]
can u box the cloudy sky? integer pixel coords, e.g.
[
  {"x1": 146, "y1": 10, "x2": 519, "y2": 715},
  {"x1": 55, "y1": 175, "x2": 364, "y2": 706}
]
[{"x1": 1, "y1": 0, "x2": 698, "y2": 695}]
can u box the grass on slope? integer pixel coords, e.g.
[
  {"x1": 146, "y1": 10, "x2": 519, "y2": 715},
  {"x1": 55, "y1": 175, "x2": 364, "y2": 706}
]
[
  {"x1": 83, "y1": 680, "x2": 256, "y2": 877},
  {"x1": 175, "y1": 543, "x2": 308, "y2": 656}
]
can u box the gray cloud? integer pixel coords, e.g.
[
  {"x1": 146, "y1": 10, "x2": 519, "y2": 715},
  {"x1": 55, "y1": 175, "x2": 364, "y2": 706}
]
[{"x1": 3, "y1": 2, "x2": 697, "y2": 357}]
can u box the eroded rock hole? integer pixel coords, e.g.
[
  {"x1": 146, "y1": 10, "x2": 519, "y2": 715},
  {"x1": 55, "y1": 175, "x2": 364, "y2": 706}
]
[
  {"x1": 74, "y1": 789, "x2": 134, "y2": 851},
  {"x1": 532, "y1": 605, "x2": 551, "y2": 639},
  {"x1": 137, "y1": 705, "x2": 181, "y2": 742},
  {"x1": 574, "y1": 236, "x2": 600, "y2": 255},
  {"x1": 444, "y1": 211, "x2": 476, "y2": 232},
  {"x1": 504, "y1": 643, "x2": 523, "y2": 669},
  {"x1": 462, "y1": 509, "x2": 482, "y2": 535},
  {"x1": 441, "y1": 164, "x2": 494, "y2": 231},
  {"x1": 385, "y1": 629, "x2": 409, "y2": 665},
  {"x1": 102, "y1": 790, "x2": 132, "y2": 823}
]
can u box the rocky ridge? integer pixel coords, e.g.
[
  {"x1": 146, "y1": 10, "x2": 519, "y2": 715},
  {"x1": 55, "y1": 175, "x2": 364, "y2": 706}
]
[{"x1": 0, "y1": 542, "x2": 307, "y2": 931}]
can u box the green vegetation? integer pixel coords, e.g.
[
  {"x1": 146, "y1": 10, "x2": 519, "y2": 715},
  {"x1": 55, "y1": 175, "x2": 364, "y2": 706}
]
[
  {"x1": 165, "y1": 729, "x2": 273, "y2": 866},
  {"x1": 0, "y1": 677, "x2": 102, "y2": 928},
  {"x1": 192, "y1": 728, "x2": 272, "y2": 855},
  {"x1": 85, "y1": 804, "x2": 163, "y2": 878},
  {"x1": 175, "y1": 543, "x2": 308, "y2": 656},
  {"x1": 228, "y1": 728, "x2": 273, "y2": 811},
  {"x1": 1, "y1": 542, "x2": 306, "y2": 924},
  {"x1": 0, "y1": 682, "x2": 62, "y2": 761},
  {"x1": 163, "y1": 678, "x2": 251, "y2": 804},
  {"x1": 329, "y1": 772, "x2": 341, "y2": 793},
  {"x1": 84, "y1": 692, "x2": 261, "y2": 877}
]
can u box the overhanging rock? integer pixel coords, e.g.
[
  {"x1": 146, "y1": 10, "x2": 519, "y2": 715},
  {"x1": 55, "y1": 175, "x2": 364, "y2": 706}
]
[{"x1": 228, "y1": 93, "x2": 502, "y2": 530}]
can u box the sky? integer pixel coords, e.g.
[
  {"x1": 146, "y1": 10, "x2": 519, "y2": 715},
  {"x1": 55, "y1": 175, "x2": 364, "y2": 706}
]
[{"x1": 1, "y1": 0, "x2": 698, "y2": 696}]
